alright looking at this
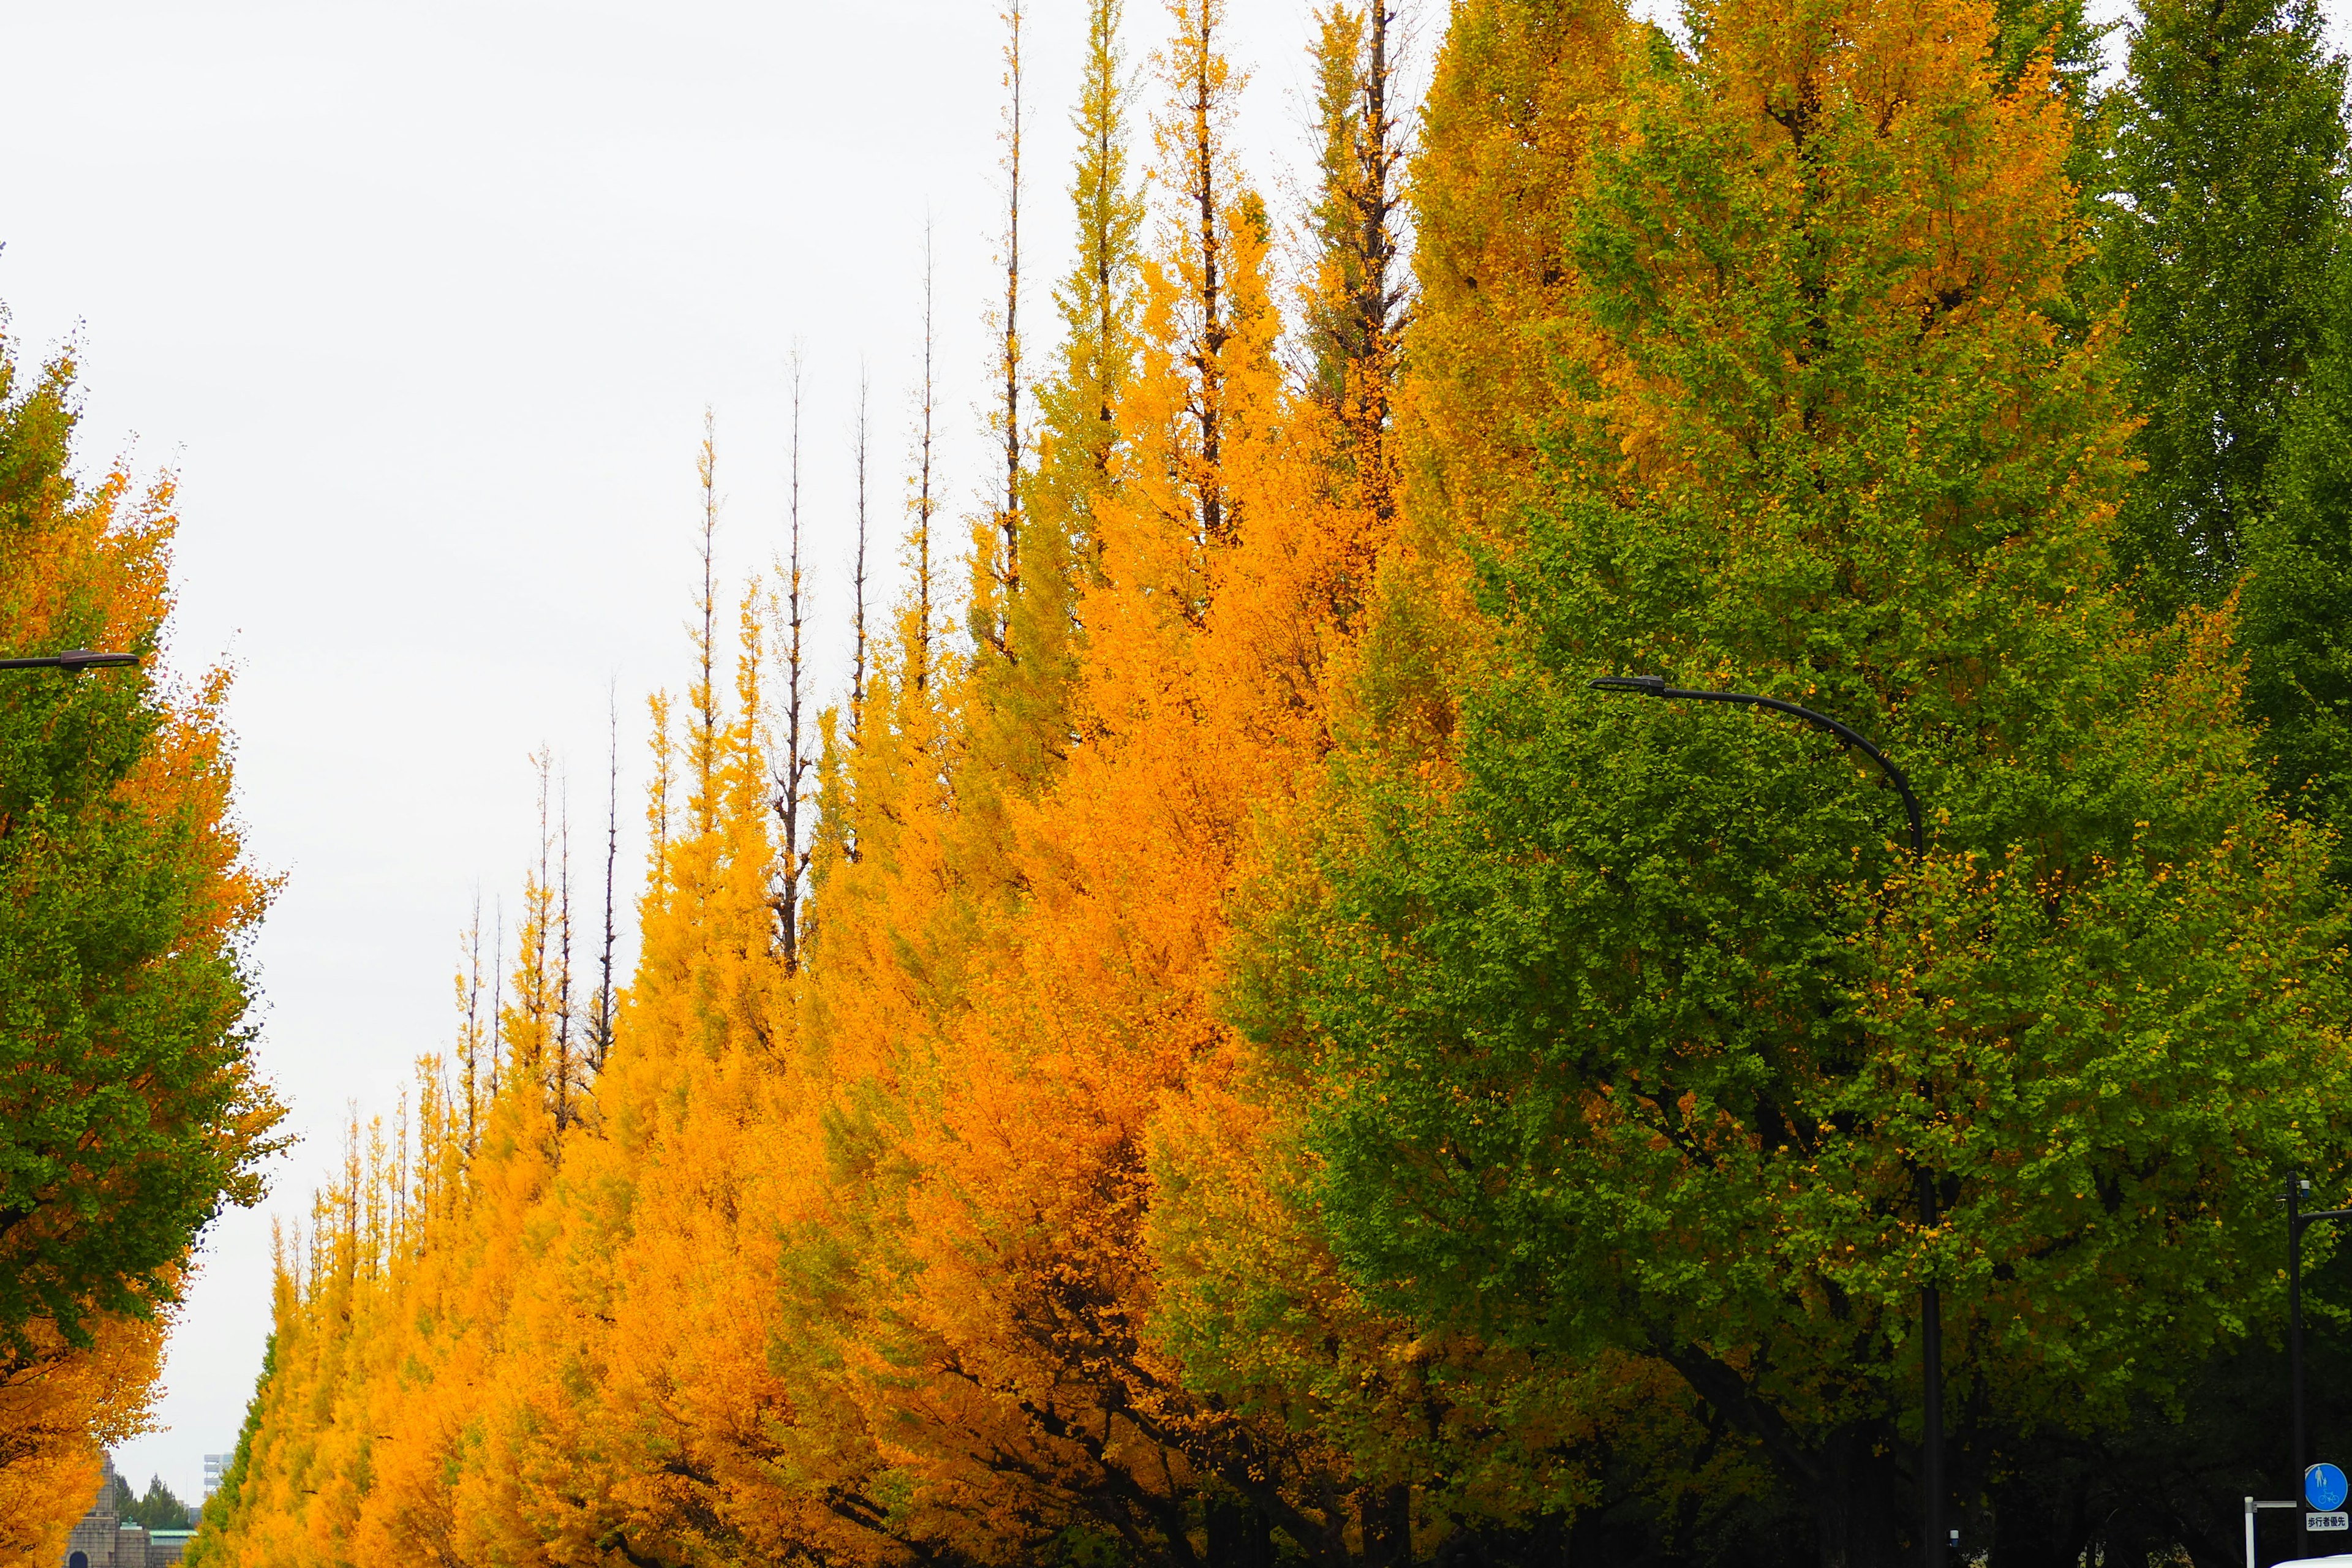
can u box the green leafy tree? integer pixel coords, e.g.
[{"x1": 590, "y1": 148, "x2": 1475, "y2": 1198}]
[
  {"x1": 0, "y1": 325, "x2": 285, "y2": 1362},
  {"x1": 2101, "y1": 0, "x2": 2348, "y2": 610},
  {"x1": 1237, "y1": 0, "x2": 2352, "y2": 1562},
  {"x1": 115, "y1": 1470, "x2": 195, "y2": 1529}
]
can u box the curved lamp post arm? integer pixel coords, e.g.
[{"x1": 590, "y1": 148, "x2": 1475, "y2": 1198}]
[
  {"x1": 1589, "y1": 675, "x2": 1924, "y2": 858},
  {"x1": 0, "y1": 650, "x2": 140, "y2": 674}
]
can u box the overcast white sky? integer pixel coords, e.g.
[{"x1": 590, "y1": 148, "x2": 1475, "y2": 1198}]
[{"x1": 2, "y1": 0, "x2": 2344, "y2": 1514}]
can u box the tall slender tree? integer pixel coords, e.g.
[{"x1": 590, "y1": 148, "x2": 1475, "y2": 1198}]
[
  {"x1": 1043, "y1": 0, "x2": 1144, "y2": 523},
  {"x1": 692, "y1": 409, "x2": 725, "y2": 818},
  {"x1": 776, "y1": 348, "x2": 815, "y2": 973},
  {"x1": 488, "y1": 896, "x2": 505, "y2": 1099},
  {"x1": 1306, "y1": 4, "x2": 1370, "y2": 411},
  {"x1": 910, "y1": 230, "x2": 940, "y2": 696},
  {"x1": 810, "y1": 372, "x2": 878, "y2": 897},
  {"x1": 852, "y1": 366, "x2": 872, "y2": 742},
  {"x1": 1302, "y1": 1, "x2": 1412, "y2": 631},
  {"x1": 592, "y1": 689, "x2": 619, "y2": 1074},
  {"x1": 456, "y1": 895, "x2": 486, "y2": 1156},
  {"x1": 986, "y1": 0, "x2": 1143, "y2": 792},
  {"x1": 647, "y1": 692, "x2": 675, "y2": 889},
  {"x1": 507, "y1": 748, "x2": 562, "y2": 1112},
  {"x1": 1156, "y1": 0, "x2": 1245, "y2": 549},
  {"x1": 554, "y1": 768, "x2": 573, "y2": 1131},
  {"x1": 978, "y1": 2, "x2": 1028, "y2": 662}
]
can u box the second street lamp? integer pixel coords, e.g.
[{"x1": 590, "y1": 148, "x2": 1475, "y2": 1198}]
[
  {"x1": 0, "y1": 649, "x2": 140, "y2": 674},
  {"x1": 1589, "y1": 674, "x2": 1943, "y2": 1568}
]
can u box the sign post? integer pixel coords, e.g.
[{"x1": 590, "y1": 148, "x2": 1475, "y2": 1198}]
[{"x1": 2252, "y1": 1498, "x2": 2302, "y2": 1568}]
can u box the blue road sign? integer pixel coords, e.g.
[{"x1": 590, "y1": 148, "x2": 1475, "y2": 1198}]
[{"x1": 2308, "y1": 1463, "x2": 2348, "y2": 1512}]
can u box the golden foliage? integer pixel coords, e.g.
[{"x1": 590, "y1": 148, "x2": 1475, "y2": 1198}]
[{"x1": 0, "y1": 1313, "x2": 166, "y2": 1562}]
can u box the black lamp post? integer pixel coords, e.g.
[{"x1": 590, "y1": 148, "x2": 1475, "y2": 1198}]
[
  {"x1": 1589, "y1": 674, "x2": 1943, "y2": 1568},
  {"x1": 2287, "y1": 1175, "x2": 2352, "y2": 1559},
  {"x1": 0, "y1": 649, "x2": 139, "y2": 674}
]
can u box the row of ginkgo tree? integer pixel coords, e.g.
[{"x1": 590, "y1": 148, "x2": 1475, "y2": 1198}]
[{"x1": 184, "y1": 0, "x2": 2352, "y2": 1562}]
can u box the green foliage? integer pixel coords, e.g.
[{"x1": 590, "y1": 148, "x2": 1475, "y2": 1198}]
[
  {"x1": 1988, "y1": 0, "x2": 2106, "y2": 100},
  {"x1": 1234, "y1": 0, "x2": 2352, "y2": 1554},
  {"x1": 0, "y1": 330, "x2": 284, "y2": 1360},
  {"x1": 1270, "y1": 628, "x2": 2346, "y2": 1392},
  {"x1": 2100, "y1": 0, "x2": 2348, "y2": 609},
  {"x1": 2244, "y1": 240, "x2": 2352, "y2": 873},
  {"x1": 116, "y1": 1470, "x2": 195, "y2": 1529}
]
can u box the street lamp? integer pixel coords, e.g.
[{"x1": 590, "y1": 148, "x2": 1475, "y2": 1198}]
[
  {"x1": 0, "y1": 649, "x2": 140, "y2": 674},
  {"x1": 1589, "y1": 674, "x2": 1942, "y2": 1567}
]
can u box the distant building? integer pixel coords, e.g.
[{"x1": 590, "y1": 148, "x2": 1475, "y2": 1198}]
[
  {"x1": 59, "y1": 1456, "x2": 192, "y2": 1568},
  {"x1": 200, "y1": 1453, "x2": 230, "y2": 1505}
]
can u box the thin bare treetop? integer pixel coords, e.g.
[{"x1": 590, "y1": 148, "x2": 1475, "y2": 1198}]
[
  {"x1": 775, "y1": 346, "x2": 814, "y2": 974},
  {"x1": 992, "y1": 1, "x2": 1027, "y2": 654}
]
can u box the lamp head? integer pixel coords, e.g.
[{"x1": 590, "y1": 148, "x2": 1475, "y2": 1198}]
[
  {"x1": 1589, "y1": 674, "x2": 1667, "y2": 696},
  {"x1": 56, "y1": 650, "x2": 140, "y2": 672}
]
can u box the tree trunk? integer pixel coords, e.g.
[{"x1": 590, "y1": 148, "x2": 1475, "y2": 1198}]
[
  {"x1": 1362, "y1": 1483, "x2": 1412, "y2": 1568},
  {"x1": 1205, "y1": 1495, "x2": 1272, "y2": 1568}
]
